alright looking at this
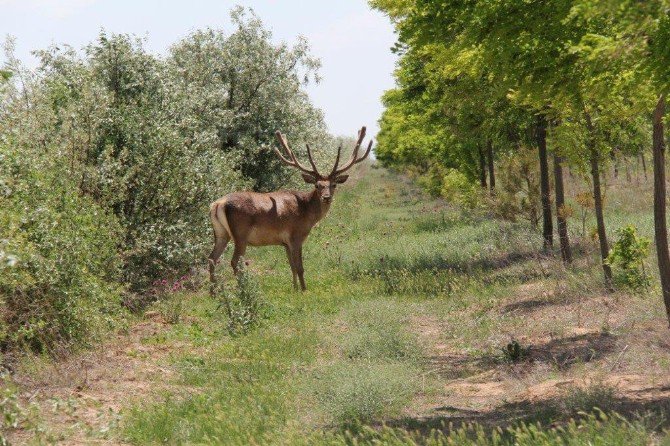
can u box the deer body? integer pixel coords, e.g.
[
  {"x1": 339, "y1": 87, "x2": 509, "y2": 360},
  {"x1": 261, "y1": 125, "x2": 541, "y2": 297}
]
[{"x1": 208, "y1": 127, "x2": 372, "y2": 291}]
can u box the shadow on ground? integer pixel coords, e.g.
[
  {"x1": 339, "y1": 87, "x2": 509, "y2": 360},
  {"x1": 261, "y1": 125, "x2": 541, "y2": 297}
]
[
  {"x1": 426, "y1": 331, "x2": 618, "y2": 379},
  {"x1": 389, "y1": 387, "x2": 670, "y2": 435}
]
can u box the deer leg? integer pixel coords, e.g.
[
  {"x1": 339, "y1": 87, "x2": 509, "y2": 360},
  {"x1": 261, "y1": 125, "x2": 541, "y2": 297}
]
[
  {"x1": 284, "y1": 245, "x2": 298, "y2": 290},
  {"x1": 230, "y1": 243, "x2": 247, "y2": 275},
  {"x1": 295, "y1": 244, "x2": 306, "y2": 291},
  {"x1": 208, "y1": 203, "x2": 231, "y2": 297},
  {"x1": 208, "y1": 233, "x2": 230, "y2": 285}
]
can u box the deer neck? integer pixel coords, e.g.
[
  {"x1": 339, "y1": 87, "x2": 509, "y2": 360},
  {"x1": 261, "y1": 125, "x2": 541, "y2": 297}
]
[{"x1": 307, "y1": 188, "x2": 331, "y2": 223}]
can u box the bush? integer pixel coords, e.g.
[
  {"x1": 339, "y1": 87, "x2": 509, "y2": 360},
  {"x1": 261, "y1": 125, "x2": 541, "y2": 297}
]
[
  {"x1": 0, "y1": 142, "x2": 123, "y2": 354},
  {"x1": 605, "y1": 225, "x2": 651, "y2": 291},
  {"x1": 440, "y1": 168, "x2": 482, "y2": 209},
  {"x1": 416, "y1": 163, "x2": 448, "y2": 197}
]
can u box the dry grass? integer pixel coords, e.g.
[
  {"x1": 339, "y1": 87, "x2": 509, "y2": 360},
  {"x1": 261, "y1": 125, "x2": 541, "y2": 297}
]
[{"x1": 6, "y1": 315, "x2": 187, "y2": 444}]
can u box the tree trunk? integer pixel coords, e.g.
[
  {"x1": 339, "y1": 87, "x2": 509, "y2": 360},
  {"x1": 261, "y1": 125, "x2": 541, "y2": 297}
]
[
  {"x1": 487, "y1": 140, "x2": 495, "y2": 191},
  {"x1": 610, "y1": 150, "x2": 619, "y2": 179},
  {"x1": 478, "y1": 146, "x2": 487, "y2": 189},
  {"x1": 537, "y1": 114, "x2": 553, "y2": 250},
  {"x1": 584, "y1": 112, "x2": 613, "y2": 290},
  {"x1": 652, "y1": 94, "x2": 670, "y2": 326},
  {"x1": 641, "y1": 152, "x2": 648, "y2": 180},
  {"x1": 553, "y1": 154, "x2": 572, "y2": 264}
]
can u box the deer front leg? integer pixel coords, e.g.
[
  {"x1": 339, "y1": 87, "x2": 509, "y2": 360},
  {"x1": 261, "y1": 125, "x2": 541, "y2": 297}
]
[
  {"x1": 295, "y1": 244, "x2": 306, "y2": 291},
  {"x1": 284, "y1": 245, "x2": 298, "y2": 290}
]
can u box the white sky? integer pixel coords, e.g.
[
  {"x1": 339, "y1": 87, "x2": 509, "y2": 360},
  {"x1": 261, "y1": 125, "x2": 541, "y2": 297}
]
[{"x1": 0, "y1": 0, "x2": 398, "y2": 138}]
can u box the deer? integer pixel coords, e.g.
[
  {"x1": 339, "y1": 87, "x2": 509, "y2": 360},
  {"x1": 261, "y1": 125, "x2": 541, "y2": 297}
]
[{"x1": 208, "y1": 126, "x2": 373, "y2": 291}]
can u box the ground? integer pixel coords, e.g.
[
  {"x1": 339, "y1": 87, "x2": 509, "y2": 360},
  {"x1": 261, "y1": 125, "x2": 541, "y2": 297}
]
[{"x1": 6, "y1": 164, "x2": 670, "y2": 445}]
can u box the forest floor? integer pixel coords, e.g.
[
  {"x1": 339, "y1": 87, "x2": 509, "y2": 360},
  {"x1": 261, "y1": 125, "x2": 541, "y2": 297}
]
[{"x1": 7, "y1": 165, "x2": 670, "y2": 445}]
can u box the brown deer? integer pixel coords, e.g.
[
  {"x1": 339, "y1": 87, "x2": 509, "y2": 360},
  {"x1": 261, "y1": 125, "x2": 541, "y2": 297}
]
[{"x1": 208, "y1": 127, "x2": 373, "y2": 291}]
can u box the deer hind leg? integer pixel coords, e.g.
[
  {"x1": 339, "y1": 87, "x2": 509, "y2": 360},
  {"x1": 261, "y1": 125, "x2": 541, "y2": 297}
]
[
  {"x1": 230, "y1": 242, "x2": 247, "y2": 275},
  {"x1": 208, "y1": 234, "x2": 229, "y2": 284},
  {"x1": 208, "y1": 202, "x2": 231, "y2": 290}
]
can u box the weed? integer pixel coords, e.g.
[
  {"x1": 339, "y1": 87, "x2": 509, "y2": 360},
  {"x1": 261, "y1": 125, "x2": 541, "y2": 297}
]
[
  {"x1": 560, "y1": 384, "x2": 618, "y2": 415},
  {"x1": 502, "y1": 340, "x2": 530, "y2": 363},
  {"x1": 218, "y1": 260, "x2": 264, "y2": 336},
  {"x1": 152, "y1": 293, "x2": 185, "y2": 324},
  {"x1": 312, "y1": 410, "x2": 654, "y2": 445}
]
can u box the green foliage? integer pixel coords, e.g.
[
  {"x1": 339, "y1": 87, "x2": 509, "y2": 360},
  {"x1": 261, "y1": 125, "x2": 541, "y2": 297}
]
[
  {"x1": 0, "y1": 375, "x2": 43, "y2": 444},
  {"x1": 316, "y1": 410, "x2": 654, "y2": 445},
  {"x1": 606, "y1": 225, "x2": 651, "y2": 291},
  {"x1": 440, "y1": 168, "x2": 481, "y2": 209},
  {"x1": 2, "y1": 7, "x2": 327, "y2": 292},
  {"x1": 222, "y1": 261, "x2": 265, "y2": 336},
  {"x1": 0, "y1": 379, "x2": 22, "y2": 444},
  {"x1": 0, "y1": 7, "x2": 326, "y2": 353},
  {"x1": 118, "y1": 168, "x2": 664, "y2": 444},
  {"x1": 0, "y1": 141, "x2": 122, "y2": 353}
]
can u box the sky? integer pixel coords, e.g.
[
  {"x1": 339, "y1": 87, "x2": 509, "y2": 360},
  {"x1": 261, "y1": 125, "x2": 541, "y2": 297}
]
[{"x1": 0, "y1": 0, "x2": 398, "y2": 139}]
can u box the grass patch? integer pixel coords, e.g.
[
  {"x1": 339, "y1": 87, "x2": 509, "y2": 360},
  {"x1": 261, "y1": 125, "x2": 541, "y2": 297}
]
[
  {"x1": 334, "y1": 300, "x2": 420, "y2": 362},
  {"x1": 311, "y1": 361, "x2": 417, "y2": 427}
]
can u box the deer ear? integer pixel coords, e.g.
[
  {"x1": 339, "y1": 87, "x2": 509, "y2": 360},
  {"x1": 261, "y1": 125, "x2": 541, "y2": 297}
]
[
  {"x1": 334, "y1": 174, "x2": 349, "y2": 184},
  {"x1": 302, "y1": 173, "x2": 318, "y2": 184}
]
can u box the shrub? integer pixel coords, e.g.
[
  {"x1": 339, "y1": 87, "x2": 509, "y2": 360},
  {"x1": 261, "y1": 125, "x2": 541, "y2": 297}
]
[
  {"x1": 440, "y1": 168, "x2": 482, "y2": 209},
  {"x1": 559, "y1": 385, "x2": 617, "y2": 415},
  {"x1": 4, "y1": 8, "x2": 328, "y2": 292},
  {"x1": 312, "y1": 361, "x2": 416, "y2": 426},
  {"x1": 0, "y1": 378, "x2": 22, "y2": 444},
  {"x1": 490, "y1": 148, "x2": 541, "y2": 226},
  {"x1": 0, "y1": 142, "x2": 123, "y2": 354},
  {"x1": 416, "y1": 163, "x2": 448, "y2": 197},
  {"x1": 605, "y1": 225, "x2": 651, "y2": 291}
]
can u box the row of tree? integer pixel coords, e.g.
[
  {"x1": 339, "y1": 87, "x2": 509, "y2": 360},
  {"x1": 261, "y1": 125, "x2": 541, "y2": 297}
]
[
  {"x1": 371, "y1": 1, "x2": 670, "y2": 322},
  {"x1": 0, "y1": 8, "x2": 328, "y2": 352}
]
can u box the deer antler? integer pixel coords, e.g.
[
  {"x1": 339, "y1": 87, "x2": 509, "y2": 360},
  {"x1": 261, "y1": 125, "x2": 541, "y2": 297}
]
[
  {"x1": 331, "y1": 126, "x2": 373, "y2": 177},
  {"x1": 273, "y1": 131, "x2": 322, "y2": 178}
]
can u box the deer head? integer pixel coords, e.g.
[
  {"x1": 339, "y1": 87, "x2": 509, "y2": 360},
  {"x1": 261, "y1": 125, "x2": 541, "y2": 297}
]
[{"x1": 273, "y1": 127, "x2": 373, "y2": 203}]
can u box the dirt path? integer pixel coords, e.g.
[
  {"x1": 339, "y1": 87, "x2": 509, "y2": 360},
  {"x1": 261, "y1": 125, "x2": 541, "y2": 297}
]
[{"x1": 408, "y1": 278, "x2": 670, "y2": 431}]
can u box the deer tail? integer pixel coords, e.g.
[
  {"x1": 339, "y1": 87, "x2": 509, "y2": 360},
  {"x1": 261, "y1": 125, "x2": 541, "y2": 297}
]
[{"x1": 210, "y1": 200, "x2": 232, "y2": 242}]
